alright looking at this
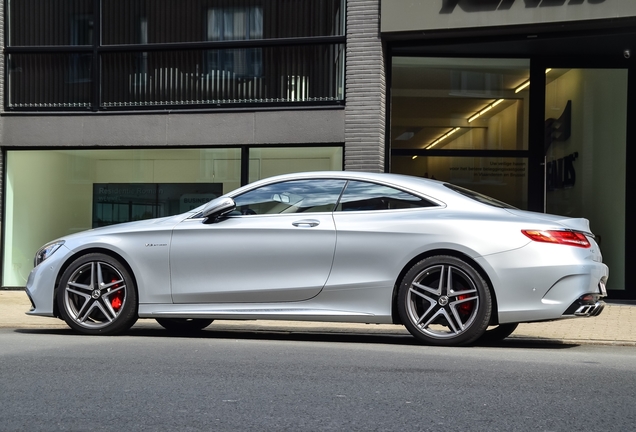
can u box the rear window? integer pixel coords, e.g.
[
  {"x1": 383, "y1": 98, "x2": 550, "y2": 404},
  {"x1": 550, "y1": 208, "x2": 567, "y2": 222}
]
[
  {"x1": 337, "y1": 180, "x2": 438, "y2": 211},
  {"x1": 444, "y1": 183, "x2": 516, "y2": 209}
]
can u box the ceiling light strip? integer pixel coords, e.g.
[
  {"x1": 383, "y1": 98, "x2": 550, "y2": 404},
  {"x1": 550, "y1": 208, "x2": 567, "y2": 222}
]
[
  {"x1": 426, "y1": 127, "x2": 461, "y2": 149},
  {"x1": 467, "y1": 99, "x2": 505, "y2": 123}
]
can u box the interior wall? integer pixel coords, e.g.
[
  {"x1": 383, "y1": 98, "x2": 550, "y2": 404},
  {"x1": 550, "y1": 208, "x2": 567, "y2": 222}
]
[
  {"x1": 249, "y1": 147, "x2": 343, "y2": 181},
  {"x1": 3, "y1": 152, "x2": 78, "y2": 286},
  {"x1": 4, "y1": 150, "x2": 241, "y2": 286}
]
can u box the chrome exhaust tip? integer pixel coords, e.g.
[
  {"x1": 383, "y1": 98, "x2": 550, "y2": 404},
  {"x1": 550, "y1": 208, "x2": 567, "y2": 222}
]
[{"x1": 564, "y1": 294, "x2": 606, "y2": 317}]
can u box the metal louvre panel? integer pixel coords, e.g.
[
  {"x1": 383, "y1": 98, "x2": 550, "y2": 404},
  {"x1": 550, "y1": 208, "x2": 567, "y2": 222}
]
[
  {"x1": 6, "y1": 0, "x2": 345, "y2": 110},
  {"x1": 7, "y1": 0, "x2": 94, "y2": 47},
  {"x1": 100, "y1": 44, "x2": 344, "y2": 108},
  {"x1": 7, "y1": 53, "x2": 92, "y2": 109},
  {"x1": 101, "y1": 0, "x2": 344, "y2": 45}
]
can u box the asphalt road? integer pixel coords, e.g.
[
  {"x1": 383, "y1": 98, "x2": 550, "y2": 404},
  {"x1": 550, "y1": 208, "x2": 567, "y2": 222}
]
[{"x1": 1, "y1": 327, "x2": 635, "y2": 432}]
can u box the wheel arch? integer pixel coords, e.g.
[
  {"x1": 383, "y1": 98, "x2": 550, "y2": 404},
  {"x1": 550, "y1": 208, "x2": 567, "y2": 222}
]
[
  {"x1": 391, "y1": 248, "x2": 499, "y2": 325},
  {"x1": 52, "y1": 248, "x2": 139, "y2": 318}
]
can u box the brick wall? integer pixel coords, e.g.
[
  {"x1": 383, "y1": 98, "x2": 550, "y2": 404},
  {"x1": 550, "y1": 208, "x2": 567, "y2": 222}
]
[{"x1": 344, "y1": 0, "x2": 386, "y2": 173}]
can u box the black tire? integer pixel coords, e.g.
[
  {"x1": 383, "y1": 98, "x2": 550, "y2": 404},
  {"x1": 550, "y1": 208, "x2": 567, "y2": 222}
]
[
  {"x1": 156, "y1": 318, "x2": 214, "y2": 332},
  {"x1": 477, "y1": 323, "x2": 519, "y2": 344},
  {"x1": 397, "y1": 255, "x2": 492, "y2": 346},
  {"x1": 57, "y1": 253, "x2": 138, "y2": 335}
]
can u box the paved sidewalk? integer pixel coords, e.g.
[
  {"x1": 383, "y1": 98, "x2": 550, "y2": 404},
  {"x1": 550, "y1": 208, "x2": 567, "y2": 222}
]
[{"x1": 2, "y1": 290, "x2": 635, "y2": 345}]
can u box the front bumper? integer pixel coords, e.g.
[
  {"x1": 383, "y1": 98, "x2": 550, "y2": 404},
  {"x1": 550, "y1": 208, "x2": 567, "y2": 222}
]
[{"x1": 24, "y1": 245, "x2": 71, "y2": 317}]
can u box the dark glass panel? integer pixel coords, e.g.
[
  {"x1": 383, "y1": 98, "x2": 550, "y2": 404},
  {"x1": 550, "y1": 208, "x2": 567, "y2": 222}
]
[
  {"x1": 8, "y1": 0, "x2": 94, "y2": 46},
  {"x1": 7, "y1": 54, "x2": 92, "y2": 109},
  {"x1": 101, "y1": 0, "x2": 344, "y2": 45}
]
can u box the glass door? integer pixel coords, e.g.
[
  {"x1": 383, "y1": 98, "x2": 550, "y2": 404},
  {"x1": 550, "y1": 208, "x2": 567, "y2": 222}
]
[{"x1": 544, "y1": 68, "x2": 627, "y2": 291}]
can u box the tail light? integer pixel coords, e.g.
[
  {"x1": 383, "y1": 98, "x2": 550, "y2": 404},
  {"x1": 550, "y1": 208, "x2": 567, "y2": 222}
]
[{"x1": 521, "y1": 229, "x2": 591, "y2": 248}]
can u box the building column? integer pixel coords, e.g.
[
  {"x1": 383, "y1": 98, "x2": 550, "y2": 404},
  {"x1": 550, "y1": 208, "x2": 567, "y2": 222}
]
[
  {"x1": 345, "y1": 0, "x2": 386, "y2": 172},
  {"x1": 1, "y1": 1, "x2": 5, "y2": 232}
]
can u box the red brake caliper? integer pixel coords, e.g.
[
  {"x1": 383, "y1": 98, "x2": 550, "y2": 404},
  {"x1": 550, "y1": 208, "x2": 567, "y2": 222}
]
[
  {"x1": 457, "y1": 295, "x2": 473, "y2": 316},
  {"x1": 110, "y1": 279, "x2": 124, "y2": 311}
]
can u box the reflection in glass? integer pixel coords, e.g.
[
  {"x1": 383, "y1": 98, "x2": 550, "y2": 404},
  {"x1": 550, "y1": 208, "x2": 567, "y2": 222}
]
[{"x1": 234, "y1": 180, "x2": 346, "y2": 214}]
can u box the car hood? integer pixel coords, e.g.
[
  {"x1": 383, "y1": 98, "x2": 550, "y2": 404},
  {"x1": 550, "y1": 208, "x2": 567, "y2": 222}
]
[
  {"x1": 504, "y1": 209, "x2": 592, "y2": 234},
  {"x1": 59, "y1": 212, "x2": 193, "y2": 242}
]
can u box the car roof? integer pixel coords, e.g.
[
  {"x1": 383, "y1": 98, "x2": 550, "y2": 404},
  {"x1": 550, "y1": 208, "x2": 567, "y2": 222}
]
[{"x1": 227, "y1": 171, "x2": 476, "y2": 208}]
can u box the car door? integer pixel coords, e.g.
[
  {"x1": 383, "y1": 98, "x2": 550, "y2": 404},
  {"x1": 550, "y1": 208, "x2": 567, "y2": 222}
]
[
  {"x1": 327, "y1": 180, "x2": 442, "y2": 292},
  {"x1": 169, "y1": 178, "x2": 347, "y2": 303}
]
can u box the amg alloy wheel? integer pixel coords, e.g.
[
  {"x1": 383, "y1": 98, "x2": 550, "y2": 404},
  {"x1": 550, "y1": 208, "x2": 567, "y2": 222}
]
[
  {"x1": 398, "y1": 255, "x2": 492, "y2": 346},
  {"x1": 156, "y1": 318, "x2": 214, "y2": 332},
  {"x1": 57, "y1": 253, "x2": 138, "y2": 335}
]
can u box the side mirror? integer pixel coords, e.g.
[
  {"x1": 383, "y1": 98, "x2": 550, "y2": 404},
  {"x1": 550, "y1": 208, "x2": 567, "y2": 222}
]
[{"x1": 201, "y1": 197, "x2": 236, "y2": 224}]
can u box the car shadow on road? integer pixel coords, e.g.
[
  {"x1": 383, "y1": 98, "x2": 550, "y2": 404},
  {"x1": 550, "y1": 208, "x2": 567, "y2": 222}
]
[{"x1": 14, "y1": 326, "x2": 580, "y2": 349}]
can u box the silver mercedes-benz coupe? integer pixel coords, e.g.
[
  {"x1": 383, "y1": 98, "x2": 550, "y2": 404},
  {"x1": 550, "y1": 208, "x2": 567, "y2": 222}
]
[{"x1": 25, "y1": 171, "x2": 608, "y2": 346}]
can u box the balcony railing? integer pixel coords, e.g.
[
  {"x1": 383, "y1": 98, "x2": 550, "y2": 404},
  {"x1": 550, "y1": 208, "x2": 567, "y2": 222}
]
[
  {"x1": 6, "y1": 53, "x2": 93, "y2": 109},
  {"x1": 7, "y1": 44, "x2": 344, "y2": 110}
]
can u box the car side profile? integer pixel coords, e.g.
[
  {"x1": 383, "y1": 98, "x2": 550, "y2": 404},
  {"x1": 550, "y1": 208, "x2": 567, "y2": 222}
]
[{"x1": 25, "y1": 171, "x2": 608, "y2": 346}]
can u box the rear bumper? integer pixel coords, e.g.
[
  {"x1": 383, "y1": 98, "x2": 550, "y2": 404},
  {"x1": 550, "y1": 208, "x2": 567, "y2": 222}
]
[{"x1": 477, "y1": 242, "x2": 609, "y2": 324}]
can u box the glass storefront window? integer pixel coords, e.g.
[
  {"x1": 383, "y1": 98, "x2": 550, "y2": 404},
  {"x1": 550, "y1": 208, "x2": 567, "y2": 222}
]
[
  {"x1": 3, "y1": 145, "x2": 344, "y2": 287},
  {"x1": 391, "y1": 57, "x2": 531, "y2": 210},
  {"x1": 391, "y1": 57, "x2": 530, "y2": 152},
  {"x1": 392, "y1": 156, "x2": 528, "y2": 209},
  {"x1": 2, "y1": 148, "x2": 241, "y2": 287},
  {"x1": 248, "y1": 147, "x2": 343, "y2": 182}
]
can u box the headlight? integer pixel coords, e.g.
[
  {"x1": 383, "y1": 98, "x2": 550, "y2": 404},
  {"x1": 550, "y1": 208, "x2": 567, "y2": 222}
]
[{"x1": 34, "y1": 241, "x2": 65, "y2": 267}]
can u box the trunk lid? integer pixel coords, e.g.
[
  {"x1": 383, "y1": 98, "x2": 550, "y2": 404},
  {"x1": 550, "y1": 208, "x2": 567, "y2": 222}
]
[{"x1": 504, "y1": 209, "x2": 592, "y2": 234}]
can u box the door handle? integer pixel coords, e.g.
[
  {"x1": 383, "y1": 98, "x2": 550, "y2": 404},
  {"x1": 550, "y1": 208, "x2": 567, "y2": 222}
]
[{"x1": 292, "y1": 219, "x2": 320, "y2": 228}]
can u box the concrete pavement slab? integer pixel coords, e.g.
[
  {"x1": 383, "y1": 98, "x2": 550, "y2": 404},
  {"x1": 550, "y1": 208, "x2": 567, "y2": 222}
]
[{"x1": 2, "y1": 290, "x2": 634, "y2": 345}]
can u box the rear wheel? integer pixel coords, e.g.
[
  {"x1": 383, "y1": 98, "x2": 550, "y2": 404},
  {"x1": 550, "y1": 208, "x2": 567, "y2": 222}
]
[
  {"x1": 156, "y1": 318, "x2": 214, "y2": 332},
  {"x1": 398, "y1": 255, "x2": 492, "y2": 346},
  {"x1": 57, "y1": 253, "x2": 138, "y2": 335}
]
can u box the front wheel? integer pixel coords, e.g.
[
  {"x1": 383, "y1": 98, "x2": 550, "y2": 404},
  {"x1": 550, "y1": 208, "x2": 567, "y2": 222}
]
[
  {"x1": 57, "y1": 253, "x2": 138, "y2": 335},
  {"x1": 156, "y1": 318, "x2": 214, "y2": 332},
  {"x1": 397, "y1": 255, "x2": 492, "y2": 346}
]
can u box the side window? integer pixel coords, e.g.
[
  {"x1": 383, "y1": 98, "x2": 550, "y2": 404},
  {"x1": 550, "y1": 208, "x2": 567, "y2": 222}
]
[
  {"x1": 336, "y1": 180, "x2": 438, "y2": 211},
  {"x1": 233, "y1": 179, "x2": 347, "y2": 215}
]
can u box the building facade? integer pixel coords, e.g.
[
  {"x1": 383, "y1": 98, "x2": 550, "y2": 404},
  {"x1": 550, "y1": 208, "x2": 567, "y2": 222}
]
[{"x1": 1, "y1": 0, "x2": 633, "y2": 299}]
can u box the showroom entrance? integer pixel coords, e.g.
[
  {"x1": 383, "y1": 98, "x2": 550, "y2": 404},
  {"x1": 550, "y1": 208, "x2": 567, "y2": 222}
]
[{"x1": 387, "y1": 31, "x2": 635, "y2": 298}]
